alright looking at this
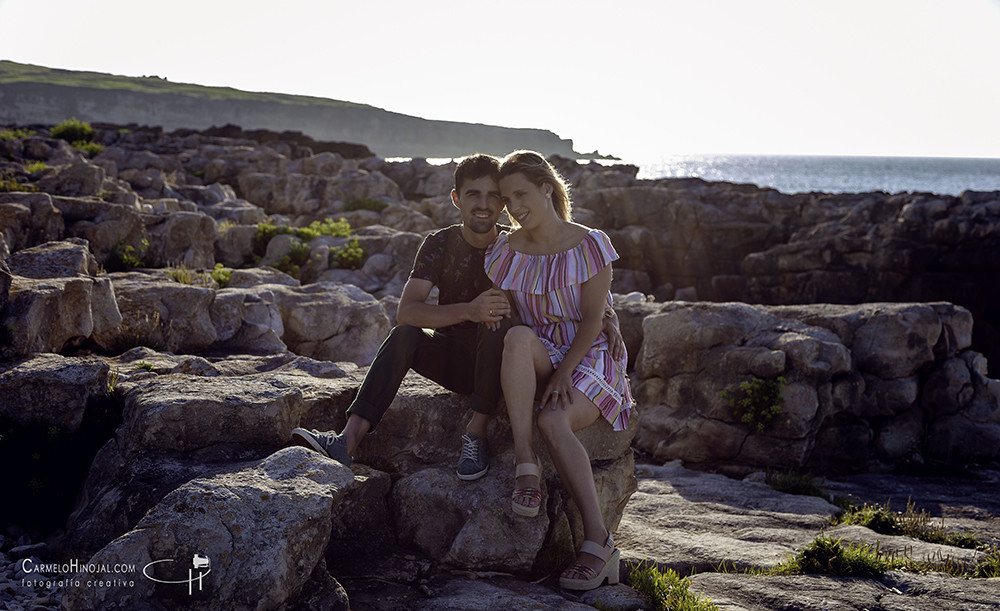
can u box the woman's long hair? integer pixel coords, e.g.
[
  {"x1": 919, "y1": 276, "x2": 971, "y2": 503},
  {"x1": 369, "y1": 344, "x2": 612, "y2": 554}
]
[{"x1": 499, "y1": 150, "x2": 573, "y2": 222}]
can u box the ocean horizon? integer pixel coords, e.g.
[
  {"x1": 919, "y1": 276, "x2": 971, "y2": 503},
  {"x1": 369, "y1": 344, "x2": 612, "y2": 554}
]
[
  {"x1": 631, "y1": 154, "x2": 1000, "y2": 196},
  {"x1": 414, "y1": 154, "x2": 1000, "y2": 197}
]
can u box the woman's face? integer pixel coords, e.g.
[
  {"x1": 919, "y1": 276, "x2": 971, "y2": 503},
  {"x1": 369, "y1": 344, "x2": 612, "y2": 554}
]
[{"x1": 499, "y1": 172, "x2": 554, "y2": 228}]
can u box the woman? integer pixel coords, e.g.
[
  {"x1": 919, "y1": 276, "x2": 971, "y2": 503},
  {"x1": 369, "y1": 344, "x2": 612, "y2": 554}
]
[{"x1": 484, "y1": 150, "x2": 633, "y2": 591}]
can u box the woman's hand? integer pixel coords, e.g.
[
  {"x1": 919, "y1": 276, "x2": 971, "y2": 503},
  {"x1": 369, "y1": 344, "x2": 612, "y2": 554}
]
[{"x1": 542, "y1": 367, "x2": 575, "y2": 410}]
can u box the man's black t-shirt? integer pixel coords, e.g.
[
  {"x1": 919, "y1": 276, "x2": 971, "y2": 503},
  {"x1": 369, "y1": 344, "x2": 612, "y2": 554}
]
[{"x1": 409, "y1": 224, "x2": 503, "y2": 330}]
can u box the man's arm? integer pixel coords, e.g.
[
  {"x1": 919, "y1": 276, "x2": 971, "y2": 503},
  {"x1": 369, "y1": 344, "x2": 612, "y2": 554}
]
[{"x1": 396, "y1": 278, "x2": 510, "y2": 329}]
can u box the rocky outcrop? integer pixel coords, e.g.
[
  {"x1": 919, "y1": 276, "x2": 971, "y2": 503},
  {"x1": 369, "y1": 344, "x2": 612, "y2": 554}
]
[
  {"x1": 619, "y1": 461, "x2": 1000, "y2": 611},
  {"x1": 47, "y1": 349, "x2": 635, "y2": 609},
  {"x1": 62, "y1": 446, "x2": 357, "y2": 611},
  {"x1": 2, "y1": 123, "x2": 999, "y2": 610},
  {"x1": 563, "y1": 167, "x2": 1000, "y2": 378},
  {"x1": 617, "y1": 298, "x2": 1000, "y2": 473}
]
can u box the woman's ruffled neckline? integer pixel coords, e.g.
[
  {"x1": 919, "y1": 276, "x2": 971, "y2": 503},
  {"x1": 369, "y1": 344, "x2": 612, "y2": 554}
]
[{"x1": 485, "y1": 229, "x2": 618, "y2": 295}]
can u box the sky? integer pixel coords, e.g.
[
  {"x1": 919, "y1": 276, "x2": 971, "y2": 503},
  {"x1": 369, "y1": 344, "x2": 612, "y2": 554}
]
[{"x1": 1, "y1": 0, "x2": 999, "y2": 161}]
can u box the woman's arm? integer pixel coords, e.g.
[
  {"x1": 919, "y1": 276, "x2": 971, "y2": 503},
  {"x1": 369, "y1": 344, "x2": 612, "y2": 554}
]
[{"x1": 540, "y1": 263, "x2": 613, "y2": 409}]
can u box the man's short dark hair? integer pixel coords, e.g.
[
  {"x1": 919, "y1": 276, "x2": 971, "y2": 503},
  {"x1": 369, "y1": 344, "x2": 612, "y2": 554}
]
[{"x1": 454, "y1": 154, "x2": 500, "y2": 192}]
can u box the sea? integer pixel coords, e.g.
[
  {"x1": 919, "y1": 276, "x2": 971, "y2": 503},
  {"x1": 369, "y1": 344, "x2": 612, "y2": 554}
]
[
  {"x1": 631, "y1": 154, "x2": 1000, "y2": 196},
  {"x1": 417, "y1": 154, "x2": 1000, "y2": 197}
]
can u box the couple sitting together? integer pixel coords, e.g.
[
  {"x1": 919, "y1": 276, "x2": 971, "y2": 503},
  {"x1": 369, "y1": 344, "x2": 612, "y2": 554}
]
[{"x1": 292, "y1": 151, "x2": 634, "y2": 591}]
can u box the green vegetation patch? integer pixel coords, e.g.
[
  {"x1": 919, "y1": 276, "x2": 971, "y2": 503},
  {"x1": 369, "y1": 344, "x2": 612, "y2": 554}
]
[
  {"x1": 211, "y1": 263, "x2": 232, "y2": 288},
  {"x1": 1, "y1": 60, "x2": 372, "y2": 109},
  {"x1": 271, "y1": 241, "x2": 313, "y2": 279},
  {"x1": 50, "y1": 117, "x2": 95, "y2": 142},
  {"x1": 72, "y1": 140, "x2": 104, "y2": 157},
  {"x1": 254, "y1": 217, "x2": 365, "y2": 278},
  {"x1": 253, "y1": 217, "x2": 352, "y2": 257},
  {"x1": 163, "y1": 262, "x2": 232, "y2": 288},
  {"x1": 720, "y1": 375, "x2": 786, "y2": 433},
  {"x1": 774, "y1": 536, "x2": 895, "y2": 578},
  {"x1": 836, "y1": 498, "x2": 981, "y2": 549},
  {"x1": 330, "y1": 237, "x2": 365, "y2": 270},
  {"x1": 628, "y1": 563, "x2": 719, "y2": 611},
  {"x1": 0, "y1": 170, "x2": 37, "y2": 192},
  {"x1": 105, "y1": 238, "x2": 149, "y2": 272},
  {"x1": 0, "y1": 127, "x2": 35, "y2": 141}
]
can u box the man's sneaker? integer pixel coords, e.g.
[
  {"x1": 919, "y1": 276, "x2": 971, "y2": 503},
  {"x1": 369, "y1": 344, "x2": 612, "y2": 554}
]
[
  {"x1": 457, "y1": 432, "x2": 489, "y2": 481},
  {"x1": 292, "y1": 427, "x2": 352, "y2": 466}
]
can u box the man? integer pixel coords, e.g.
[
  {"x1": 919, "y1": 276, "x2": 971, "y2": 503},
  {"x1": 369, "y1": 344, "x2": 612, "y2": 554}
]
[{"x1": 293, "y1": 153, "x2": 513, "y2": 480}]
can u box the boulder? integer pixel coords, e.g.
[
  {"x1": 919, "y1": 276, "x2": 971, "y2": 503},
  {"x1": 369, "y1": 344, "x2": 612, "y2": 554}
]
[
  {"x1": 629, "y1": 301, "x2": 1000, "y2": 472},
  {"x1": 270, "y1": 282, "x2": 391, "y2": 365},
  {"x1": 143, "y1": 210, "x2": 217, "y2": 268},
  {"x1": 62, "y1": 447, "x2": 356, "y2": 611},
  {"x1": 226, "y1": 267, "x2": 299, "y2": 288},
  {"x1": 35, "y1": 160, "x2": 106, "y2": 197},
  {"x1": 210, "y1": 286, "x2": 286, "y2": 353},
  {"x1": 0, "y1": 353, "x2": 109, "y2": 433},
  {"x1": 214, "y1": 223, "x2": 258, "y2": 268},
  {"x1": 96, "y1": 271, "x2": 216, "y2": 354},
  {"x1": 63, "y1": 351, "x2": 365, "y2": 557},
  {"x1": 378, "y1": 158, "x2": 454, "y2": 200},
  {"x1": 50, "y1": 196, "x2": 148, "y2": 267},
  {"x1": 235, "y1": 168, "x2": 403, "y2": 223},
  {"x1": 378, "y1": 203, "x2": 436, "y2": 234},
  {"x1": 8, "y1": 237, "x2": 98, "y2": 278},
  {"x1": 199, "y1": 198, "x2": 268, "y2": 225},
  {"x1": 375, "y1": 374, "x2": 638, "y2": 574},
  {"x1": 2, "y1": 274, "x2": 121, "y2": 354},
  {"x1": 0, "y1": 192, "x2": 65, "y2": 254}
]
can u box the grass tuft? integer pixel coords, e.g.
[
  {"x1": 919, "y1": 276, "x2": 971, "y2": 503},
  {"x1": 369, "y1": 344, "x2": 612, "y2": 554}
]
[
  {"x1": 835, "y1": 498, "x2": 981, "y2": 549},
  {"x1": 627, "y1": 562, "x2": 719, "y2": 611},
  {"x1": 774, "y1": 536, "x2": 894, "y2": 578},
  {"x1": 0, "y1": 127, "x2": 35, "y2": 140}
]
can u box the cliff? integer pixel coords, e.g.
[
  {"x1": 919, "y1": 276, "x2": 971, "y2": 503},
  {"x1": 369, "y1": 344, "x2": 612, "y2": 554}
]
[{"x1": 0, "y1": 60, "x2": 582, "y2": 159}]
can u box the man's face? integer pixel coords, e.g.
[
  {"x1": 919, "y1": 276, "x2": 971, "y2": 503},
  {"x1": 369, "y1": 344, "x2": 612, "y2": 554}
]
[{"x1": 452, "y1": 175, "x2": 504, "y2": 234}]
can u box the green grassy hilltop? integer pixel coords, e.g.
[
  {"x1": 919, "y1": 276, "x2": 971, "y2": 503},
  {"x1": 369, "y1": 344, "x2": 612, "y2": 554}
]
[{"x1": 0, "y1": 60, "x2": 370, "y2": 109}]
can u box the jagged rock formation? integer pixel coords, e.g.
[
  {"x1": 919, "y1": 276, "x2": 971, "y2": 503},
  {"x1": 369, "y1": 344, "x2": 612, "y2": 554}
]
[
  {"x1": 1, "y1": 122, "x2": 998, "y2": 609},
  {"x1": 615, "y1": 299, "x2": 1000, "y2": 472},
  {"x1": 564, "y1": 169, "x2": 1000, "y2": 378}
]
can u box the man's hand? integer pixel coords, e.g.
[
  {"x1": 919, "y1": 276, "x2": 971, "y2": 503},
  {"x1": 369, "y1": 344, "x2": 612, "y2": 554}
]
[
  {"x1": 603, "y1": 310, "x2": 625, "y2": 361},
  {"x1": 471, "y1": 288, "x2": 512, "y2": 331}
]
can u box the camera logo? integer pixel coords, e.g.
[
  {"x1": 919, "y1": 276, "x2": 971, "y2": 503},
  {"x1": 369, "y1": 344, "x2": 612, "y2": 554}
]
[{"x1": 142, "y1": 554, "x2": 212, "y2": 595}]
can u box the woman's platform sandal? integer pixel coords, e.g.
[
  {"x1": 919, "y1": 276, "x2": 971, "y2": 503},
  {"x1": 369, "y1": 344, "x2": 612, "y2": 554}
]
[
  {"x1": 511, "y1": 461, "x2": 542, "y2": 517},
  {"x1": 559, "y1": 533, "x2": 620, "y2": 591}
]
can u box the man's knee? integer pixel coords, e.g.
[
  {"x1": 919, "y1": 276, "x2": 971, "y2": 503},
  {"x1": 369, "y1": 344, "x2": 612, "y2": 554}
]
[
  {"x1": 385, "y1": 324, "x2": 425, "y2": 349},
  {"x1": 477, "y1": 317, "x2": 514, "y2": 349}
]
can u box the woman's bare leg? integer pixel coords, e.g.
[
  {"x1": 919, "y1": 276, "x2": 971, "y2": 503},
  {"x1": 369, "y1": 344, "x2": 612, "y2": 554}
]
[
  {"x1": 501, "y1": 326, "x2": 554, "y2": 493},
  {"x1": 537, "y1": 390, "x2": 608, "y2": 573}
]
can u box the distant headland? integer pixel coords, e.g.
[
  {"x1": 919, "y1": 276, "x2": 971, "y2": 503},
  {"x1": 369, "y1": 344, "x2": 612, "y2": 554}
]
[{"x1": 0, "y1": 60, "x2": 616, "y2": 160}]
